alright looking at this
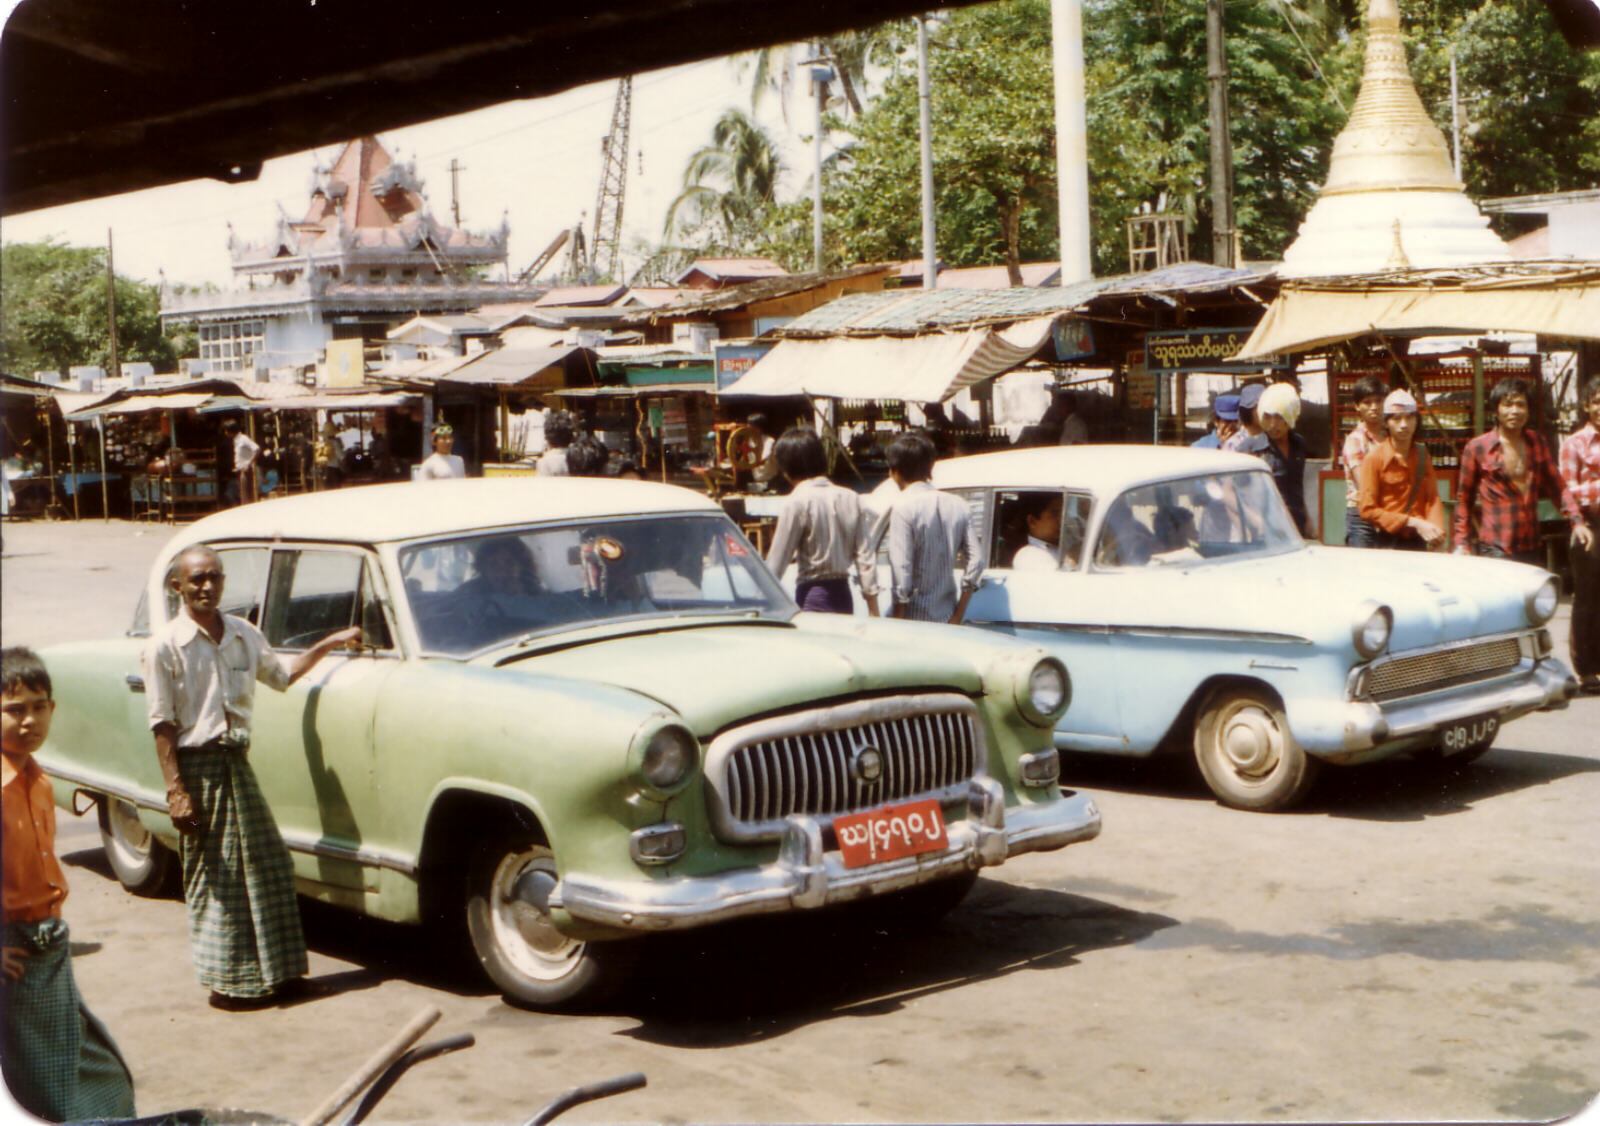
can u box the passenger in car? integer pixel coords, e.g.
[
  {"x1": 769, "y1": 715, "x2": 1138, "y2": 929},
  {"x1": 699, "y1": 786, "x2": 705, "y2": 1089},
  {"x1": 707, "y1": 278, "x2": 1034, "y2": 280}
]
[
  {"x1": 1011, "y1": 493, "x2": 1064, "y2": 571},
  {"x1": 462, "y1": 537, "x2": 542, "y2": 597}
]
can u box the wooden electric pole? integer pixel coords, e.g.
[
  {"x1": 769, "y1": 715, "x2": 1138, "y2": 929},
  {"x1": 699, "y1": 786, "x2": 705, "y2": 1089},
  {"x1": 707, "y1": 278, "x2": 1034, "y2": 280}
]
[
  {"x1": 1206, "y1": 0, "x2": 1236, "y2": 267},
  {"x1": 105, "y1": 228, "x2": 120, "y2": 380},
  {"x1": 449, "y1": 159, "x2": 465, "y2": 226}
]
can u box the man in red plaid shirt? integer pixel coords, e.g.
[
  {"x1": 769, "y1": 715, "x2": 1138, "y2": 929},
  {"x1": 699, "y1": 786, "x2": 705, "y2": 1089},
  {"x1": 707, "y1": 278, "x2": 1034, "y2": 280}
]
[{"x1": 1452, "y1": 377, "x2": 1593, "y2": 565}]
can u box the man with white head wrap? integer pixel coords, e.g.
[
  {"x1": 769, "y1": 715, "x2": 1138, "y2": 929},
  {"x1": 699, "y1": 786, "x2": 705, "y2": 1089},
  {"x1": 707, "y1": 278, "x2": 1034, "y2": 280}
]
[{"x1": 1240, "y1": 382, "x2": 1309, "y2": 536}]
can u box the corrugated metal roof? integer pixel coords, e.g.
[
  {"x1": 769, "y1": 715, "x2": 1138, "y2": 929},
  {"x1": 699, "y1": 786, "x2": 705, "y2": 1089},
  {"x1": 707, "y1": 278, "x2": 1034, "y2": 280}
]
[{"x1": 774, "y1": 263, "x2": 1271, "y2": 337}]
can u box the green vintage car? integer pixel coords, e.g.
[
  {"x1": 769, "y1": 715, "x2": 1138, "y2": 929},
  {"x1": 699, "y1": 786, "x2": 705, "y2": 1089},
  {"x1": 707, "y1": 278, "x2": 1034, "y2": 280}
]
[{"x1": 37, "y1": 478, "x2": 1100, "y2": 1008}]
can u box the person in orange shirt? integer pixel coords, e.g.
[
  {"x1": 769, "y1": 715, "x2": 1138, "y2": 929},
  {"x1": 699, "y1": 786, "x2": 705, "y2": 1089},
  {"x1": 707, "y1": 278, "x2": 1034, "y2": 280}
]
[
  {"x1": 2, "y1": 647, "x2": 136, "y2": 1123},
  {"x1": 1356, "y1": 389, "x2": 1446, "y2": 551}
]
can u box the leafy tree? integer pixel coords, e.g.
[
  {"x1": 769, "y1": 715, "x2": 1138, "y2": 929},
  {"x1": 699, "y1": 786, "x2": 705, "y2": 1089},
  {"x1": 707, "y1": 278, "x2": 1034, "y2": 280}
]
[
  {"x1": 1403, "y1": 0, "x2": 1600, "y2": 207},
  {"x1": 2, "y1": 238, "x2": 178, "y2": 377},
  {"x1": 663, "y1": 108, "x2": 786, "y2": 248},
  {"x1": 831, "y1": 3, "x2": 1060, "y2": 281}
]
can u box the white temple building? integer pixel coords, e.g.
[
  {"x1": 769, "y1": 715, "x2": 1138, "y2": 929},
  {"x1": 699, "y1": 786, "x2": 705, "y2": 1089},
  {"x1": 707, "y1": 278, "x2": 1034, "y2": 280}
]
[
  {"x1": 160, "y1": 136, "x2": 544, "y2": 377},
  {"x1": 1278, "y1": 0, "x2": 1511, "y2": 278}
]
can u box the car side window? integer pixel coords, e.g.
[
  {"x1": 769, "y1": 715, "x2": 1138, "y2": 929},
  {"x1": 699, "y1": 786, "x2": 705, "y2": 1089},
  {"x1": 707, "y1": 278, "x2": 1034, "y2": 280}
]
[{"x1": 263, "y1": 549, "x2": 389, "y2": 651}]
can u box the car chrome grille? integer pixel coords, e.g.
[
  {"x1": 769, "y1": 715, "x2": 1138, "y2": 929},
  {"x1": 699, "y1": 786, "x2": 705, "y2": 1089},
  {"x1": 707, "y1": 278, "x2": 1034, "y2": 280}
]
[
  {"x1": 1363, "y1": 637, "x2": 1523, "y2": 701},
  {"x1": 705, "y1": 694, "x2": 984, "y2": 843}
]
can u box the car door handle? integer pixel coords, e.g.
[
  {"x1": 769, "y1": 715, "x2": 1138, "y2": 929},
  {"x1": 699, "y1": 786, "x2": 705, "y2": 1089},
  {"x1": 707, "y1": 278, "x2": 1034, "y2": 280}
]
[{"x1": 125, "y1": 674, "x2": 145, "y2": 693}]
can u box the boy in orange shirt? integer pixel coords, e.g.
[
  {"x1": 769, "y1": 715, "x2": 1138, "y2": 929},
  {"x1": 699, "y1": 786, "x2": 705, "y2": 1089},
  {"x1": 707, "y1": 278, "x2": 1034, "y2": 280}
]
[
  {"x1": 1356, "y1": 389, "x2": 1446, "y2": 550},
  {"x1": 2, "y1": 646, "x2": 136, "y2": 1122}
]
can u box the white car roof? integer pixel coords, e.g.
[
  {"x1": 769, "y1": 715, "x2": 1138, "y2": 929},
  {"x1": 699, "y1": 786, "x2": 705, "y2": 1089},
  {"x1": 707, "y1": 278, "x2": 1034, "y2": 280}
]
[
  {"x1": 933, "y1": 444, "x2": 1267, "y2": 496},
  {"x1": 175, "y1": 477, "x2": 723, "y2": 547}
]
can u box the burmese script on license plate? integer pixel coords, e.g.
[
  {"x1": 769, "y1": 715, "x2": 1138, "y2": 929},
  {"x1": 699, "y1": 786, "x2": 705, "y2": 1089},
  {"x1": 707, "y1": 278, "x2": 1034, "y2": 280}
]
[
  {"x1": 835, "y1": 798, "x2": 948, "y2": 869},
  {"x1": 1440, "y1": 712, "x2": 1497, "y2": 755}
]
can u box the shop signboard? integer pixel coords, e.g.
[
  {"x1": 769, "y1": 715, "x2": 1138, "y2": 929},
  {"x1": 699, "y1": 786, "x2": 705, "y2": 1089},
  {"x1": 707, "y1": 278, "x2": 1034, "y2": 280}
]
[
  {"x1": 1053, "y1": 317, "x2": 1094, "y2": 361},
  {"x1": 1126, "y1": 350, "x2": 1156, "y2": 409},
  {"x1": 1144, "y1": 328, "x2": 1287, "y2": 374},
  {"x1": 713, "y1": 341, "x2": 774, "y2": 391}
]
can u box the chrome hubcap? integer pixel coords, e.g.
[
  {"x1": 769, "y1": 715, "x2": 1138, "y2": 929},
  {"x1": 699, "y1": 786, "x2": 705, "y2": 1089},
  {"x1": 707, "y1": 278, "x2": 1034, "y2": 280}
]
[
  {"x1": 1218, "y1": 705, "x2": 1282, "y2": 778},
  {"x1": 490, "y1": 852, "x2": 583, "y2": 981},
  {"x1": 107, "y1": 799, "x2": 152, "y2": 856}
]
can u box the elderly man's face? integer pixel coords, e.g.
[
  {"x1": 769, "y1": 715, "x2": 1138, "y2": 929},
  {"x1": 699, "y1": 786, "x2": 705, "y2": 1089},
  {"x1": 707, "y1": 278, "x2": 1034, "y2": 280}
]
[{"x1": 174, "y1": 550, "x2": 225, "y2": 617}]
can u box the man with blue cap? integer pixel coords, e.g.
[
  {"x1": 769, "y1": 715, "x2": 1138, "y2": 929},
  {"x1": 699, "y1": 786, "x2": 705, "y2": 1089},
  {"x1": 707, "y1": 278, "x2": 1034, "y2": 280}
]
[
  {"x1": 1222, "y1": 383, "x2": 1266, "y2": 452},
  {"x1": 1192, "y1": 392, "x2": 1240, "y2": 448}
]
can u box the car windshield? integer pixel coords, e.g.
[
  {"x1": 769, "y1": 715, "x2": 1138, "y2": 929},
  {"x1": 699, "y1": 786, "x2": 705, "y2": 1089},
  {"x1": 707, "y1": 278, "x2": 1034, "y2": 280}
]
[
  {"x1": 1092, "y1": 469, "x2": 1302, "y2": 570},
  {"x1": 399, "y1": 514, "x2": 793, "y2": 656}
]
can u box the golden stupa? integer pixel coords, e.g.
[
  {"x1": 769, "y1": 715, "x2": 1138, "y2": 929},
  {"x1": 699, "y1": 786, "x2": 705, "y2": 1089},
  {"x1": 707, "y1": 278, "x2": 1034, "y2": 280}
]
[{"x1": 1278, "y1": 0, "x2": 1509, "y2": 277}]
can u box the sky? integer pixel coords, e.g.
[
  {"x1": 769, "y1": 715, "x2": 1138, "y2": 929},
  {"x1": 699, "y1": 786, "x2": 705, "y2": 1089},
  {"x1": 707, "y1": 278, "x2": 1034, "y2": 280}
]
[{"x1": 0, "y1": 52, "x2": 825, "y2": 290}]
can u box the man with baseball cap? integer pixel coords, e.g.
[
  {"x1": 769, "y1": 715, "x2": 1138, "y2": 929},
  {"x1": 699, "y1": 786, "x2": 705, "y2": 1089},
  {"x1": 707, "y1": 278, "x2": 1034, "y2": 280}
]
[
  {"x1": 1222, "y1": 383, "x2": 1266, "y2": 452},
  {"x1": 1192, "y1": 392, "x2": 1240, "y2": 449},
  {"x1": 1355, "y1": 388, "x2": 1445, "y2": 550}
]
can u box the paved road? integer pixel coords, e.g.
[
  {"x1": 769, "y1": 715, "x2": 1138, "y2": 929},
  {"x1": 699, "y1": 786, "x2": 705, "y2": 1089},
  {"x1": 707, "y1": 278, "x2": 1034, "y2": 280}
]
[{"x1": 3, "y1": 518, "x2": 1598, "y2": 1124}]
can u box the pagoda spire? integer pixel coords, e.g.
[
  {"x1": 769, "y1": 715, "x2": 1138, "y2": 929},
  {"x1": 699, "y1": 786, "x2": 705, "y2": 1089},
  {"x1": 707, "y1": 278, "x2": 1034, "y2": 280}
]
[{"x1": 1278, "y1": 0, "x2": 1508, "y2": 277}]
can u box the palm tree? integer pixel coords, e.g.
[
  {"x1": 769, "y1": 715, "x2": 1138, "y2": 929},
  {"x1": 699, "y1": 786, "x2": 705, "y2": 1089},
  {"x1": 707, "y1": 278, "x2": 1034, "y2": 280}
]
[{"x1": 663, "y1": 108, "x2": 785, "y2": 249}]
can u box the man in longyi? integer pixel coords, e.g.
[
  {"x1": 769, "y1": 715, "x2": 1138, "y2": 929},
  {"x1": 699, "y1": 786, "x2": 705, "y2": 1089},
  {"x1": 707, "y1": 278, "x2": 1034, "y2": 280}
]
[{"x1": 144, "y1": 545, "x2": 359, "y2": 1010}]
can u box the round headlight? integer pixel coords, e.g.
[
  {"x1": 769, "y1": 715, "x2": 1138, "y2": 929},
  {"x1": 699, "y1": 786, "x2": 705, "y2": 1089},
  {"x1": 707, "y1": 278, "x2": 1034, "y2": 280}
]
[
  {"x1": 1352, "y1": 602, "x2": 1392, "y2": 660},
  {"x1": 640, "y1": 725, "x2": 697, "y2": 791},
  {"x1": 1023, "y1": 658, "x2": 1070, "y2": 722},
  {"x1": 1527, "y1": 576, "x2": 1559, "y2": 625}
]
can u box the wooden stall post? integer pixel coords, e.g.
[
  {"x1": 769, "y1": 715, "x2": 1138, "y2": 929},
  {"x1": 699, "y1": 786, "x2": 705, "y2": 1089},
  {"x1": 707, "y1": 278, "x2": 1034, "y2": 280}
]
[
  {"x1": 68, "y1": 421, "x2": 80, "y2": 521},
  {"x1": 96, "y1": 415, "x2": 109, "y2": 523}
]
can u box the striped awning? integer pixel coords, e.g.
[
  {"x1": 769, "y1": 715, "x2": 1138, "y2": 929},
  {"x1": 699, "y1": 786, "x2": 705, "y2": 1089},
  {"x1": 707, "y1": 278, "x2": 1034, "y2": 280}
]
[{"x1": 720, "y1": 316, "x2": 1060, "y2": 403}]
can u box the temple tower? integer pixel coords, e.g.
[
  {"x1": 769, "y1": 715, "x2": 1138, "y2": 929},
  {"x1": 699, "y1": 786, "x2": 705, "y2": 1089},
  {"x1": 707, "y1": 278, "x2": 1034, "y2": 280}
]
[{"x1": 1278, "y1": 0, "x2": 1509, "y2": 277}]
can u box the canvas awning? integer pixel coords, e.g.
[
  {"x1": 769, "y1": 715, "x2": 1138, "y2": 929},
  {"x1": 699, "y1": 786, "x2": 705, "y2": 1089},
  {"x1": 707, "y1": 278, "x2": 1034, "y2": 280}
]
[
  {"x1": 1234, "y1": 270, "x2": 1600, "y2": 360},
  {"x1": 65, "y1": 392, "x2": 212, "y2": 420},
  {"x1": 721, "y1": 315, "x2": 1060, "y2": 403}
]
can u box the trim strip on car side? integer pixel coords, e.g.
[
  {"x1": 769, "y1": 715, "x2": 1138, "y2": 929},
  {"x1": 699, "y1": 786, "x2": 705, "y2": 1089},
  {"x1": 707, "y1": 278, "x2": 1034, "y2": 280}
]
[
  {"x1": 970, "y1": 619, "x2": 1312, "y2": 645},
  {"x1": 40, "y1": 763, "x2": 418, "y2": 876}
]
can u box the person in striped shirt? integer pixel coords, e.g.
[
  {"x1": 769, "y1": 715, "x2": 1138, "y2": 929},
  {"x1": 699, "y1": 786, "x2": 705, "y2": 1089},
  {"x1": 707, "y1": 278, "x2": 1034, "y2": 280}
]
[
  {"x1": 1559, "y1": 376, "x2": 1600, "y2": 694},
  {"x1": 884, "y1": 432, "x2": 982, "y2": 624},
  {"x1": 1341, "y1": 374, "x2": 1389, "y2": 547}
]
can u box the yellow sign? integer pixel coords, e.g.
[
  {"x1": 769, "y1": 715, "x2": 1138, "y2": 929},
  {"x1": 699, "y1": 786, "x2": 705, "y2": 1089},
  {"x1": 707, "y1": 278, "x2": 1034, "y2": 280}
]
[{"x1": 320, "y1": 339, "x2": 365, "y2": 387}]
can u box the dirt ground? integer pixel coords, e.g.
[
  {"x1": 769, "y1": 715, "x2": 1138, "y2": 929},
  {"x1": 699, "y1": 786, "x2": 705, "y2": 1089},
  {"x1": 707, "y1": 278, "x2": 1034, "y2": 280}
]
[{"x1": 3, "y1": 518, "x2": 1598, "y2": 1124}]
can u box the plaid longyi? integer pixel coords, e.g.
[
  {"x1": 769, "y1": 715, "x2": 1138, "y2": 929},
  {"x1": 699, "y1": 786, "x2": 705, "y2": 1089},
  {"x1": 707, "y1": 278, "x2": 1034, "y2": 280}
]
[{"x1": 177, "y1": 748, "x2": 307, "y2": 998}]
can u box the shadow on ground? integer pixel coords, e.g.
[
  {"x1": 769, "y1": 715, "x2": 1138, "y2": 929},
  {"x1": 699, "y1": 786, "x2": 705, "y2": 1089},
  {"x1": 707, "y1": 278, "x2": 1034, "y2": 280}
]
[
  {"x1": 61, "y1": 844, "x2": 494, "y2": 998},
  {"x1": 605, "y1": 877, "x2": 1175, "y2": 1048},
  {"x1": 1058, "y1": 744, "x2": 1600, "y2": 822},
  {"x1": 1311, "y1": 746, "x2": 1600, "y2": 822}
]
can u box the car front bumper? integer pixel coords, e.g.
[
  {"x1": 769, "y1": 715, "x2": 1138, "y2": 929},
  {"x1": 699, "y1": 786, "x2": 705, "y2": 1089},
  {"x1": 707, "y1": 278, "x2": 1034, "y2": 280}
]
[
  {"x1": 1314, "y1": 657, "x2": 1574, "y2": 765},
  {"x1": 548, "y1": 778, "x2": 1101, "y2": 932}
]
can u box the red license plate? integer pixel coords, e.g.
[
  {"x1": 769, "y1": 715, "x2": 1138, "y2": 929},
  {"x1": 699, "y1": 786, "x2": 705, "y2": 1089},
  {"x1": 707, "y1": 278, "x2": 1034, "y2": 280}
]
[{"x1": 835, "y1": 798, "x2": 949, "y2": 869}]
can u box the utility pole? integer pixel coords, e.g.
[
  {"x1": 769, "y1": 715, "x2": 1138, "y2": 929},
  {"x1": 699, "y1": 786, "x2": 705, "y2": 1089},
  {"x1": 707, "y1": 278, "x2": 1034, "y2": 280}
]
[
  {"x1": 811, "y1": 55, "x2": 831, "y2": 273},
  {"x1": 1449, "y1": 47, "x2": 1462, "y2": 179},
  {"x1": 916, "y1": 15, "x2": 937, "y2": 290},
  {"x1": 103, "y1": 228, "x2": 118, "y2": 522},
  {"x1": 1051, "y1": 0, "x2": 1092, "y2": 284},
  {"x1": 448, "y1": 159, "x2": 465, "y2": 226},
  {"x1": 105, "y1": 228, "x2": 120, "y2": 382},
  {"x1": 1206, "y1": 0, "x2": 1236, "y2": 267}
]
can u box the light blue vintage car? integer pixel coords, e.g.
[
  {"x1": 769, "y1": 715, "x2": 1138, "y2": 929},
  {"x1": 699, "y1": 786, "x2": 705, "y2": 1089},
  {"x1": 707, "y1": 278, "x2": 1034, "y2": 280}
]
[
  {"x1": 35, "y1": 478, "x2": 1099, "y2": 1008},
  {"x1": 888, "y1": 445, "x2": 1572, "y2": 811}
]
